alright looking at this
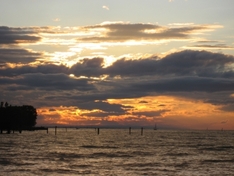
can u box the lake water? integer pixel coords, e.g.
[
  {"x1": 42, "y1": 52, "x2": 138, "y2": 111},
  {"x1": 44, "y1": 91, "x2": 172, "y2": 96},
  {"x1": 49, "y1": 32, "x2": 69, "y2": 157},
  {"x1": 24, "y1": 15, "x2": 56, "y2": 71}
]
[{"x1": 0, "y1": 128, "x2": 234, "y2": 175}]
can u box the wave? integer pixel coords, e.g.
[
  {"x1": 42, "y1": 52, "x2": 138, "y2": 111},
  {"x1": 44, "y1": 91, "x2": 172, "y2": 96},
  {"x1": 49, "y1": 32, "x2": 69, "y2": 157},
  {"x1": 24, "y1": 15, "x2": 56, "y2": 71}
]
[{"x1": 81, "y1": 145, "x2": 118, "y2": 149}]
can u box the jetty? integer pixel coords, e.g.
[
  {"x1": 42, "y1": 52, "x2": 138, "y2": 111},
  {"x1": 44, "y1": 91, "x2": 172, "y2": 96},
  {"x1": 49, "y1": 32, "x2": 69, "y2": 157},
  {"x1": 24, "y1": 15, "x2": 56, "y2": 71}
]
[{"x1": 0, "y1": 126, "x2": 48, "y2": 134}]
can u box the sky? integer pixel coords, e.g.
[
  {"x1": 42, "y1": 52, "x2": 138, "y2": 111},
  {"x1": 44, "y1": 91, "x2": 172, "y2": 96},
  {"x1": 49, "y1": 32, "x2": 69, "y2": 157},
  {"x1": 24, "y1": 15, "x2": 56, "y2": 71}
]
[{"x1": 0, "y1": 0, "x2": 234, "y2": 130}]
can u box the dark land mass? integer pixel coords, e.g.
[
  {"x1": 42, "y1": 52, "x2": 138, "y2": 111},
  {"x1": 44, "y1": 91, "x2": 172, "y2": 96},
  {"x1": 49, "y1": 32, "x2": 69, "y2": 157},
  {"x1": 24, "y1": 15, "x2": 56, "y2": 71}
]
[{"x1": 0, "y1": 102, "x2": 37, "y2": 134}]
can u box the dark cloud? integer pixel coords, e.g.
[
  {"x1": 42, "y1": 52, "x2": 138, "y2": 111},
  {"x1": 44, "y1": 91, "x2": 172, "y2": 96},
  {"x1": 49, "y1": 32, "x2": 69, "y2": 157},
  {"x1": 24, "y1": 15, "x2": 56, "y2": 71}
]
[
  {"x1": 79, "y1": 23, "x2": 217, "y2": 42},
  {"x1": 70, "y1": 57, "x2": 104, "y2": 77},
  {"x1": 0, "y1": 64, "x2": 69, "y2": 76},
  {"x1": 219, "y1": 105, "x2": 234, "y2": 112},
  {"x1": 132, "y1": 110, "x2": 168, "y2": 117},
  {"x1": 196, "y1": 40, "x2": 220, "y2": 43},
  {"x1": 81, "y1": 111, "x2": 121, "y2": 117},
  {"x1": 0, "y1": 57, "x2": 103, "y2": 77},
  {"x1": 106, "y1": 50, "x2": 234, "y2": 78},
  {"x1": 0, "y1": 26, "x2": 41, "y2": 44},
  {"x1": 0, "y1": 48, "x2": 42, "y2": 64},
  {"x1": 49, "y1": 108, "x2": 56, "y2": 112},
  {"x1": 220, "y1": 120, "x2": 228, "y2": 124},
  {"x1": 0, "y1": 73, "x2": 96, "y2": 91},
  {"x1": 0, "y1": 50, "x2": 234, "y2": 114},
  {"x1": 205, "y1": 93, "x2": 234, "y2": 105},
  {"x1": 78, "y1": 101, "x2": 131, "y2": 113},
  {"x1": 139, "y1": 101, "x2": 148, "y2": 104},
  {"x1": 105, "y1": 57, "x2": 159, "y2": 77},
  {"x1": 2, "y1": 50, "x2": 233, "y2": 79},
  {"x1": 126, "y1": 76, "x2": 234, "y2": 93},
  {"x1": 189, "y1": 44, "x2": 234, "y2": 49},
  {"x1": 98, "y1": 120, "x2": 121, "y2": 127}
]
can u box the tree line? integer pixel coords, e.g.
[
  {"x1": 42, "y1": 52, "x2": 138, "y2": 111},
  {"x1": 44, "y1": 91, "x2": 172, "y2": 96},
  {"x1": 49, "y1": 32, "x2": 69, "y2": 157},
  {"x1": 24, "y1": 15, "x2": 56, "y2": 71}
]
[{"x1": 0, "y1": 102, "x2": 37, "y2": 134}]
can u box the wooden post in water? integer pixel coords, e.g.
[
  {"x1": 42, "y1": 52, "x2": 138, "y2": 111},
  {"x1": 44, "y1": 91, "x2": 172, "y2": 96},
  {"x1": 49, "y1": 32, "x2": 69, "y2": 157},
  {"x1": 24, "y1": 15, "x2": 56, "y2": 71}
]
[
  {"x1": 47, "y1": 128, "x2": 48, "y2": 134},
  {"x1": 141, "y1": 127, "x2": 143, "y2": 135},
  {"x1": 129, "y1": 127, "x2": 131, "y2": 135},
  {"x1": 97, "y1": 128, "x2": 100, "y2": 135},
  {"x1": 55, "y1": 126, "x2": 57, "y2": 135}
]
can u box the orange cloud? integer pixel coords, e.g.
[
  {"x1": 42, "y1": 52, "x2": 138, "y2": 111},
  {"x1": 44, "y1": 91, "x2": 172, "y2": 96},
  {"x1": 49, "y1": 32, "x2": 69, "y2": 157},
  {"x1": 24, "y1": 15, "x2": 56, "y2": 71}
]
[{"x1": 37, "y1": 95, "x2": 234, "y2": 130}]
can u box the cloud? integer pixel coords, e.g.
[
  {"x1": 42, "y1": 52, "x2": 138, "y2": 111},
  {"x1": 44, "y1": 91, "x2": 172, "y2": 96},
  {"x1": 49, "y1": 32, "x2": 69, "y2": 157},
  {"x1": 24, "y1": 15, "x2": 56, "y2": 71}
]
[
  {"x1": 53, "y1": 18, "x2": 61, "y2": 22},
  {"x1": 219, "y1": 105, "x2": 234, "y2": 112},
  {"x1": 0, "y1": 26, "x2": 41, "y2": 44},
  {"x1": 220, "y1": 120, "x2": 228, "y2": 124},
  {"x1": 139, "y1": 101, "x2": 148, "y2": 104},
  {"x1": 186, "y1": 44, "x2": 234, "y2": 50},
  {"x1": 1, "y1": 50, "x2": 234, "y2": 86},
  {"x1": 70, "y1": 57, "x2": 104, "y2": 77},
  {"x1": 102, "y1": 5, "x2": 109, "y2": 10},
  {"x1": 0, "y1": 50, "x2": 234, "y2": 116},
  {"x1": 126, "y1": 76, "x2": 234, "y2": 93},
  {"x1": 132, "y1": 110, "x2": 168, "y2": 117},
  {"x1": 0, "y1": 23, "x2": 233, "y2": 128},
  {"x1": 0, "y1": 48, "x2": 42, "y2": 65},
  {"x1": 0, "y1": 64, "x2": 69, "y2": 76},
  {"x1": 79, "y1": 22, "x2": 222, "y2": 42},
  {"x1": 105, "y1": 50, "x2": 234, "y2": 78},
  {"x1": 0, "y1": 73, "x2": 96, "y2": 91},
  {"x1": 78, "y1": 101, "x2": 132, "y2": 116}
]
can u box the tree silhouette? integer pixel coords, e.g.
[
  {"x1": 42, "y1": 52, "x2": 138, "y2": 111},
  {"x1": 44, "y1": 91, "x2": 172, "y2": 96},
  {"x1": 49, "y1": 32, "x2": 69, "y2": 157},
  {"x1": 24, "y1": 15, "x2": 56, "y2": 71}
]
[{"x1": 0, "y1": 102, "x2": 37, "y2": 134}]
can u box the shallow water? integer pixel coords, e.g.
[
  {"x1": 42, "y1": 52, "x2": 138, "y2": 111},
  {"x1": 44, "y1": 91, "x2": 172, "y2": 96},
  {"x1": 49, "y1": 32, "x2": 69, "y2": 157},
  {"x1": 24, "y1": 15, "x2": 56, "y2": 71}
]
[{"x1": 1, "y1": 129, "x2": 234, "y2": 175}]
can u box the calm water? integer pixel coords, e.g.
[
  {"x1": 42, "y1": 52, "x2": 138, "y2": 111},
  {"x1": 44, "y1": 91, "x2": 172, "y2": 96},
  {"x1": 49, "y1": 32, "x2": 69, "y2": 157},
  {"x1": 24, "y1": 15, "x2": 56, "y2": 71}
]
[{"x1": 0, "y1": 128, "x2": 234, "y2": 176}]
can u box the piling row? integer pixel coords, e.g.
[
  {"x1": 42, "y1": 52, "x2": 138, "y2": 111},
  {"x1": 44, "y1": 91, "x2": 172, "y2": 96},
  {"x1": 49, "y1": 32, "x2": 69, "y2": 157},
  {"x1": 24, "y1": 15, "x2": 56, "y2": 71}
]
[
  {"x1": 1, "y1": 126, "x2": 147, "y2": 135},
  {"x1": 53, "y1": 126, "x2": 144, "y2": 135}
]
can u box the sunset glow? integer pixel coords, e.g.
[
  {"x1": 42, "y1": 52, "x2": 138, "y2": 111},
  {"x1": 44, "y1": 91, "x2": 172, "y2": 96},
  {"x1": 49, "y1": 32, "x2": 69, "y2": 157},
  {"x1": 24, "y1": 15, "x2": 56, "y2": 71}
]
[{"x1": 0, "y1": 0, "x2": 234, "y2": 130}]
